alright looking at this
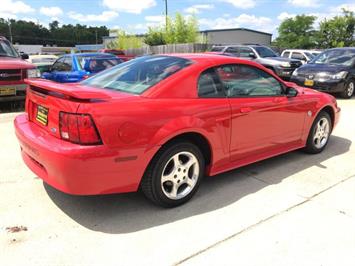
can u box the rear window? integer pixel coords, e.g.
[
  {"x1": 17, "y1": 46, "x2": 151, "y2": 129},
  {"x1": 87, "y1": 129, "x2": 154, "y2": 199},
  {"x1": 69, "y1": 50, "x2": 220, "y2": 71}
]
[{"x1": 81, "y1": 56, "x2": 192, "y2": 94}]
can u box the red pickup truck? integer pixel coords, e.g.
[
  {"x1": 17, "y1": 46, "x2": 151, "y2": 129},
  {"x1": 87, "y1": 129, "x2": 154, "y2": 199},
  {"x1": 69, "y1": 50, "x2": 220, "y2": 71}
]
[
  {"x1": 98, "y1": 49, "x2": 135, "y2": 61},
  {"x1": 0, "y1": 36, "x2": 39, "y2": 102}
]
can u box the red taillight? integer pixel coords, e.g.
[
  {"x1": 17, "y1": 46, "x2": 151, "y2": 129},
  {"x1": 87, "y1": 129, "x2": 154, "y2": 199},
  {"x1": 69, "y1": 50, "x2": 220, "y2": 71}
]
[{"x1": 59, "y1": 112, "x2": 102, "y2": 145}]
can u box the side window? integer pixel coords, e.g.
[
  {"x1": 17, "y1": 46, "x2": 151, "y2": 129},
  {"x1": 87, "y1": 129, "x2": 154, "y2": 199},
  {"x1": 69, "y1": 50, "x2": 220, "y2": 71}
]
[
  {"x1": 225, "y1": 47, "x2": 238, "y2": 54},
  {"x1": 62, "y1": 57, "x2": 73, "y2": 71},
  {"x1": 51, "y1": 58, "x2": 65, "y2": 71},
  {"x1": 216, "y1": 64, "x2": 283, "y2": 97},
  {"x1": 282, "y1": 51, "x2": 290, "y2": 58},
  {"x1": 239, "y1": 47, "x2": 255, "y2": 58},
  {"x1": 291, "y1": 52, "x2": 306, "y2": 61},
  {"x1": 198, "y1": 68, "x2": 224, "y2": 98}
]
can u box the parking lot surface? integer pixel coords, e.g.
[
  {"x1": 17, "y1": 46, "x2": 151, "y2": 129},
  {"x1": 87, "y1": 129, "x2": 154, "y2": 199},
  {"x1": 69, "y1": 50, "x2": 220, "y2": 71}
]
[{"x1": 1, "y1": 99, "x2": 355, "y2": 266}]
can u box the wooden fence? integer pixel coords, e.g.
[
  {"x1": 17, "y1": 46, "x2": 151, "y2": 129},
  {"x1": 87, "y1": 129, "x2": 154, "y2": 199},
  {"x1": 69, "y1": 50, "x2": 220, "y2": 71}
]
[{"x1": 124, "y1": 43, "x2": 213, "y2": 56}]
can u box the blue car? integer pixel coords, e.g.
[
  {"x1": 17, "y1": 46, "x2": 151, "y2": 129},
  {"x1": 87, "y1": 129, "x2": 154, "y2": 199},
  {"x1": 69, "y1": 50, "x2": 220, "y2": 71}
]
[{"x1": 42, "y1": 53, "x2": 123, "y2": 83}]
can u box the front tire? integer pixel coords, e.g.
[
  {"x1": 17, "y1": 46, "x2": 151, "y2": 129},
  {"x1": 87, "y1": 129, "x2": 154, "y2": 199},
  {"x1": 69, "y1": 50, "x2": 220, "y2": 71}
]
[
  {"x1": 141, "y1": 142, "x2": 205, "y2": 207},
  {"x1": 304, "y1": 111, "x2": 332, "y2": 154},
  {"x1": 340, "y1": 80, "x2": 354, "y2": 99}
]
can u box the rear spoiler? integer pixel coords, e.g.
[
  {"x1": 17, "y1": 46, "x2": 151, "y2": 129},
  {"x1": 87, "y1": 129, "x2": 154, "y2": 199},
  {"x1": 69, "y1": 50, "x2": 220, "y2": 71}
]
[{"x1": 25, "y1": 79, "x2": 111, "y2": 101}]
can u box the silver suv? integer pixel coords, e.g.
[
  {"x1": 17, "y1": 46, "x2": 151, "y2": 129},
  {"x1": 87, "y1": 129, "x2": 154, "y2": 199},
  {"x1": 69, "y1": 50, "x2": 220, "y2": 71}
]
[{"x1": 210, "y1": 44, "x2": 302, "y2": 80}]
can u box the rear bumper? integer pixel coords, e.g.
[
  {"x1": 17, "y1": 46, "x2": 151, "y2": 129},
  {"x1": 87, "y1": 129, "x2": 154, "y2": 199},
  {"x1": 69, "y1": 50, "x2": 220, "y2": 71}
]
[
  {"x1": 290, "y1": 77, "x2": 346, "y2": 93},
  {"x1": 14, "y1": 114, "x2": 155, "y2": 195}
]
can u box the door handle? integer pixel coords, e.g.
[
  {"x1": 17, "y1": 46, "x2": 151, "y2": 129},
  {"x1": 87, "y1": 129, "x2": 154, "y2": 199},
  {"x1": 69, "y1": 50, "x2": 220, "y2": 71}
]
[{"x1": 240, "y1": 107, "x2": 252, "y2": 113}]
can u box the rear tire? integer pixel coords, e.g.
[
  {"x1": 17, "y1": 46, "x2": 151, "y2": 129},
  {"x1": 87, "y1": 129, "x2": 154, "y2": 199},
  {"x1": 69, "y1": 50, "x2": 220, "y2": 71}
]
[
  {"x1": 303, "y1": 111, "x2": 332, "y2": 154},
  {"x1": 340, "y1": 80, "x2": 354, "y2": 99},
  {"x1": 141, "y1": 142, "x2": 205, "y2": 208}
]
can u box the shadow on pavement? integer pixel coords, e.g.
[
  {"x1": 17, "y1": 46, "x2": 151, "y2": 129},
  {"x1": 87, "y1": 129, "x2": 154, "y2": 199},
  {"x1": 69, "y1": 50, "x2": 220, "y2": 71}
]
[{"x1": 44, "y1": 135, "x2": 352, "y2": 234}]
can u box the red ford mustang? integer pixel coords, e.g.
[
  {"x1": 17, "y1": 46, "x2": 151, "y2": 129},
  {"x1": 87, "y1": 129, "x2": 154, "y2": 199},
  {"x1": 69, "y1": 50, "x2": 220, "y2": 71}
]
[{"x1": 15, "y1": 54, "x2": 340, "y2": 207}]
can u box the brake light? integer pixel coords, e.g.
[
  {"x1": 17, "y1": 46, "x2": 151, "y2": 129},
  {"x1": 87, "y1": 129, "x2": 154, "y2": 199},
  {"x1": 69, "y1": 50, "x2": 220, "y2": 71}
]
[{"x1": 59, "y1": 112, "x2": 102, "y2": 145}]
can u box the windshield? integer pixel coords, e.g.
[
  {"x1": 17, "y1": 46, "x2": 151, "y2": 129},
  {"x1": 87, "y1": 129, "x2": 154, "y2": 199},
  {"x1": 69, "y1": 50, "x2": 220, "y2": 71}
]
[
  {"x1": 304, "y1": 52, "x2": 314, "y2": 59},
  {"x1": 253, "y1": 46, "x2": 278, "y2": 58},
  {"x1": 310, "y1": 49, "x2": 355, "y2": 66},
  {"x1": 81, "y1": 55, "x2": 192, "y2": 94},
  {"x1": 0, "y1": 39, "x2": 19, "y2": 57},
  {"x1": 77, "y1": 55, "x2": 123, "y2": 72},
  {"x1": 211, "y1": 47, "x2": 225, "y2": 52}
]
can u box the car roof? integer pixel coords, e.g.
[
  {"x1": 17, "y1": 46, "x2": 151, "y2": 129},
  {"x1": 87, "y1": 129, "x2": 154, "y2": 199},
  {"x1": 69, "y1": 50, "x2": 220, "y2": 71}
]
[
  {"x1": 212, "y1": 44, "x2": 265, "y2": 48},
  {"x1": 328, "y1": 47, "x2": 355, "y2": 51},
  {"x1": 67, "y1": 52, "x2": 118, "y2": 58},
  {"x1": 283, "y1": 49, "x2": 314, "y2": 52},
  {"x1": 162, "y1": 53, "x2": 266, "y2": 67}
]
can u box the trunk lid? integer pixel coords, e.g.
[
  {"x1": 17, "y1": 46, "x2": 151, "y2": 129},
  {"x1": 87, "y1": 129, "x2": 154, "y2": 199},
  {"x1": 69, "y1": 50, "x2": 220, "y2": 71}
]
[{"x1": 25, "y1": 79, "x2": 135, "y2": 140}]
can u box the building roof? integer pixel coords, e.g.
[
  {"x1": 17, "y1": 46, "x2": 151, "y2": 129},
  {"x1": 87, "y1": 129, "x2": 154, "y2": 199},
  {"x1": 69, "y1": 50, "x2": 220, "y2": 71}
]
[{"x1": 199, "y1": 27, "x2": 272, "y2": 36}]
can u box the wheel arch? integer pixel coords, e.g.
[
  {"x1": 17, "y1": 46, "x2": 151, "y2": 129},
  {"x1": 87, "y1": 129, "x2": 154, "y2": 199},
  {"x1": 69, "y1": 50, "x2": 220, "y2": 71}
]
[
  {"x1": 317, "y1": 105, "x2": 335, "y2": 131},
  {"x1": 159, "y1": 131, "x2": 212, "y2": 166}
]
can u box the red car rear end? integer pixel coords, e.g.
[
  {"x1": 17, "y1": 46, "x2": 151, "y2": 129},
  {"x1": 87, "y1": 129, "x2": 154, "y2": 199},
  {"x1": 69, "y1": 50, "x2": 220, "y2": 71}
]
[{"x1": 15, "y1": 79, "x2": 157, "y2": 195}]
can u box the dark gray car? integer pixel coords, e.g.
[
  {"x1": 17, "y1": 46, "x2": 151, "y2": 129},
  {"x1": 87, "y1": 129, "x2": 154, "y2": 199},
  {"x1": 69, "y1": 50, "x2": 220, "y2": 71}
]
[
  {"x1": 290, "y1": 47, "x2": 355, "y2": 99},
  {"x1": 210, "y1": 44, "x2": 302, "y2": 80}
]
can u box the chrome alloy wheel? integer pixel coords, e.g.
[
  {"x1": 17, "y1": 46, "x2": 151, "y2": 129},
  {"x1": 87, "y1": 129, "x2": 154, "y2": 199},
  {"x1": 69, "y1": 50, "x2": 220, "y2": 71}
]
[
  {"x1": 161, "y1": 151, "x2": 200, "y2": 200},
  {"x1": 346, "y1": 82, "x2": 354, "y2": 97},
  {"x1": 313, "y1": 117, "x2": 330, "y2": 149}
]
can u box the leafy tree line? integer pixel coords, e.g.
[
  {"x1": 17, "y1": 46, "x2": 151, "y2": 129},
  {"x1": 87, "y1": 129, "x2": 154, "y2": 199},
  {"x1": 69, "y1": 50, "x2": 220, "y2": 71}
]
[
  {"x1": 274, "y1": 9, "x2": 355, "y2": 49},
  {"x1": 0, "y1": 19, "x2": 109, "y2": 46}
]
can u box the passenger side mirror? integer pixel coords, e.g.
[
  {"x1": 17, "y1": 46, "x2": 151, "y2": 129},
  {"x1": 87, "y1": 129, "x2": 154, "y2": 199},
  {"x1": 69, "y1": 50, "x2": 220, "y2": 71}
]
[
  {"x1": 20, "y1": 53, "x2": 29, "y2": 60},
  {"x1": 285, "y1": 87, "x2": 298, "y2": 97},
  {"x1": 248, "y1": 53, "x2": 256, "y2": 59}
]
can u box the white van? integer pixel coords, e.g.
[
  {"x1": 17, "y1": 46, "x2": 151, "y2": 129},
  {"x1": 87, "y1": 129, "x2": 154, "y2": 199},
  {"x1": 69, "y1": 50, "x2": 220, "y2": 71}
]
[{"x1": 281, "y1": 49, "x2": 321, "y2": 64}]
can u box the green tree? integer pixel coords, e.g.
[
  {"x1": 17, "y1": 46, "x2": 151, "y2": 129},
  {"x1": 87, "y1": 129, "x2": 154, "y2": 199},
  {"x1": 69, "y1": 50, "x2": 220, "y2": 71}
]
[
  {"x1": 274, "y1": 15, "x2": 317, "y2": 49},
  {"x1": 143, "y1": 12, "x2": 199, "y2": 46},
  {"x1": 108, "y1": 30, "x2": 143, "y2": 49},
  {"x1": 317, "y1": 9, "x2": 355, "y2": 48}
]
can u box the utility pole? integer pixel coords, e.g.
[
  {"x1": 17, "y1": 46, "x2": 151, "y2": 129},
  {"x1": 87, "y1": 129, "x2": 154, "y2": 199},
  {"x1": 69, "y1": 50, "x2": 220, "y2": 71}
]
[
  {"x1": 8, "y1": 19, "x2": 13, "y2": 43},
  {"x1": 95, "y1": 29, "x2": 98, "y2": 44},
  {"x1": 164, "y1": 0, "x2": 168, "y2": 30}
]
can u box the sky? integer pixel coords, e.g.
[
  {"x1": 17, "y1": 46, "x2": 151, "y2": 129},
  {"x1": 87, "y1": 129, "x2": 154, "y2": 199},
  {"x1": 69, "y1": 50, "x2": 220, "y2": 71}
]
[{"x1": 1, "y1": 0, "x2": 355, "y2": 38}]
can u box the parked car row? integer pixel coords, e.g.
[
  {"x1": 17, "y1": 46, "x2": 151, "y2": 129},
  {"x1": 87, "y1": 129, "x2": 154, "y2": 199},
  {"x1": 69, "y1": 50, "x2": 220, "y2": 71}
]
[
  {"x1": 0, "y1": 36, "x2": 133, "y2": 103},
  {"x1": 209, "y1": 44, "x2": 355, "y2": 98},
  {"x1": 208, "y1": 44, "x2": 303, "y2": 80}
]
